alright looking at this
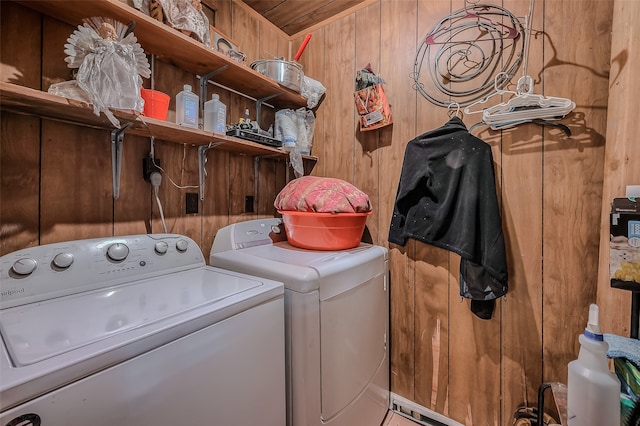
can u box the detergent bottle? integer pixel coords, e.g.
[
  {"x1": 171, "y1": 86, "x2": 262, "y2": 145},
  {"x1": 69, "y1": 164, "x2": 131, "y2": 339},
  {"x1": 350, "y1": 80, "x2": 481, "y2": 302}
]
[{"x1": 567, "y1": 304, "x2": 620, "y2": 426}]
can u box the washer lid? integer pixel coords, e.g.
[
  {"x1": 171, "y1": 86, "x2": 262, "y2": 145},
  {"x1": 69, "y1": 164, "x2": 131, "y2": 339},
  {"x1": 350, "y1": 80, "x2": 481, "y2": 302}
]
[
  {"x1": 210, "y1": 242, "x2": 387, "y2": 296},
  {"x1": 0, "y1": 268, "x2": 264, "y2": 367}
]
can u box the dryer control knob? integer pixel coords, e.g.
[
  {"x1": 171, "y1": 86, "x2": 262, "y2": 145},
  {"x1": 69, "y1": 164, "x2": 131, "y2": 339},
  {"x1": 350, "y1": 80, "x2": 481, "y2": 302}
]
[
  {"x1": 11, "y1": 258, "x2": 37, "y2": 276},
  {"x1": 52, "y1": 252, "x2": 74, "y2": 269},
  {"x1": 107, "y1": 243, "x2": 129, "y2": 262},
  {"x1": 176, "y1": 239, "x2": 189, "y2": 253},
  {"x1": 154, "y1": 241, "x2": 169, "y2": 255}
]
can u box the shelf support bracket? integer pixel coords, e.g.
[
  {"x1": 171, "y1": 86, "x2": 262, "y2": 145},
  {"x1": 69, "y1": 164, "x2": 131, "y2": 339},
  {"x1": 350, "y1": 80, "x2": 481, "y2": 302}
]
[
  {"x1": 198, "y1": 144, "x2": 211, "y2": 201},
  {"x1": 255, "y1": 94, "x2": 279, "y2": 129},
  {"x1": 110, "y1": 122, "x2": 132, "y2": 200},
  {"x1": 253, "y1": 157, "x2": 260, "y2": 212},
  {"x1": 199, "y1": 66, "x2": 229, "y2": 126},
  {"x1": 198, "y1": 142, "x2": 224, "y2": 201}
]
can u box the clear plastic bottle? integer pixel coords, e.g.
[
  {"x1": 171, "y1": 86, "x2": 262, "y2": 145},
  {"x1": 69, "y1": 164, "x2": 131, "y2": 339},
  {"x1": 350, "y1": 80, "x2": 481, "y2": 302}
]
[
  {"x1": 176, "y1": 84, "x2": 199, "y2": 129},
  {"x1": 567, "y1": 304, "x2": 620, "y2": 426},
  {"x1": 203, "y1": 94, "x2": 227, "y2": 134}
]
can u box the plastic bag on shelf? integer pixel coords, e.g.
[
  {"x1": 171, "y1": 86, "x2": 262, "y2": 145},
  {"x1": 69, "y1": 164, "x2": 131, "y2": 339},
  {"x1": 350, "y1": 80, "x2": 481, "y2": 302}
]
[
  {"x1": 157, "y1": 0, "x2": 210, "y2": 46},
  {"x1": 295, "y1": 107, "x2": 315, "y2": 155},
  {"x1": 301, "y1": 76, "x2": 326, "y2": 109},
  {"x1": 275, "y1": 108, "x2": 315, "y2": 156},
  {"x1": 289, "y1": 146, "x2": 304, "y2": 179},
  {"x1": 275, "y1": 109, "x2": 299, "y2": 150}
]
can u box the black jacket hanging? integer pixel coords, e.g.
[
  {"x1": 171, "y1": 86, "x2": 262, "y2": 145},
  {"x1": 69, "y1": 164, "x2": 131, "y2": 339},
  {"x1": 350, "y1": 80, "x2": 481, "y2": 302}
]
[{"x1": 388, "y1": 117, "x2": 508, "y2": 319}]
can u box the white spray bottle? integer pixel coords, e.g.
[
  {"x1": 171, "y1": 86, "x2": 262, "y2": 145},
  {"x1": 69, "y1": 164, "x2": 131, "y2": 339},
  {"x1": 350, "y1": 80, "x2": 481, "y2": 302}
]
[{"x1": 567, "y1": 304, "x2": 620, "y2": 426}]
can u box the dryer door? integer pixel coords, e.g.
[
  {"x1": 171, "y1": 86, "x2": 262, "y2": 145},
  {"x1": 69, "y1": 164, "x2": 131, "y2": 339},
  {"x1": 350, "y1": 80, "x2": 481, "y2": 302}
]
[{"x1": 319, "y1": 270, "x2": 387, "y2": 422}]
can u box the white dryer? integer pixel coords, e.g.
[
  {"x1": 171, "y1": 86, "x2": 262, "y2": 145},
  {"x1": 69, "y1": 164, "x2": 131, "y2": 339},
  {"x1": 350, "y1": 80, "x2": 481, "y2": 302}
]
[
  {"x1": 210, "y1": 218, "x2": 389, "y2": 426},
  {"x1": 0, "y1": 234, "x2": 285, "y2": 426}
]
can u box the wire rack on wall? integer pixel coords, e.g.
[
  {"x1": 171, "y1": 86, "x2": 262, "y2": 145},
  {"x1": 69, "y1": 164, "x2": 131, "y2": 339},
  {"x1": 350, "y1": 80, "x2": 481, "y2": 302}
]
[{"x1": 412, "y1": 0, "x2": 526, "y2": 108}]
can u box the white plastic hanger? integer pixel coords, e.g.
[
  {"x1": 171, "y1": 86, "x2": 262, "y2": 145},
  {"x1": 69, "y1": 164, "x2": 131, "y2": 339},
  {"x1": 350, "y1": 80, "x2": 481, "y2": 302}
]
[
  {"x1": 463, "y1": 0, "x2": 575, "y2": 130},
  {"x1": 481, "y1": 75, "x2": 575, "y2": 128},
  {"x1": 463, "y1": 71, "x2": 517, "y2": 115},
  {"x1": 447, "y1": 102, "x2": 462, "y2": 119}
]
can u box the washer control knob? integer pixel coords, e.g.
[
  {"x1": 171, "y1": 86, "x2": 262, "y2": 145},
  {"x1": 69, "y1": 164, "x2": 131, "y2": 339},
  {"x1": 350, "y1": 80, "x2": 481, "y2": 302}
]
[
  {"x1": 52, "y1": 252, "x2": 74, "y2": 269},
  {"x1": 271, "y1": 225, "x2": 281, "y2": 234},
  {"x1": 107, "y1": 243, "x2": 129, "y2": 262},
  {"x1": 176, "y1": 239, "x2": 189, "y2": 253},
  {"x1": 11, "y1": 258, "x2": 37, "y2": 276},
  {"x1": 154, "y1": 241, "x2": 169, "y2": 255}
]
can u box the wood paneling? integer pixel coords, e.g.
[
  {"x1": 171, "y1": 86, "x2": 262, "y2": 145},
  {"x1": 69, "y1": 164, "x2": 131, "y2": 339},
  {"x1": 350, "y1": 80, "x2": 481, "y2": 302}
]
[
  {"x1": 1, "y1": 1, "x2": 627, "y2": 426},
  {"x1": 0, "y1": 1, "x2": 41, "y2": 89},
  {"x1": 0, "y1": 113, "x2": 40, "y2": 253},
  {"x1": 498, "y1": 0, "x2": 545, "y2": 418},
  {"x1": 39, "y1": 120, "x2": 114, "y2": 243},
  {"x1": 243, "y1": 0, "x2": 368, "y2": 36},
  {"x1": 114, "y1": 133, "x2": 153, "y2": 236},
  {"x1": 413, "y1": 0, "x2": 451, "y2": 416},
  {"x1": 0, "y1": 0, "x2": 291, "y2": 260},
  {"x1": 0, "y1": 2, "x2": 41, "y2": 253},
  {"x1": 379, "y1": 0, "x2": 418, "y2": 401},
  {"x1": 542, "y1": 0, "x2": 610, "y2": 388},
  {"x1": 354, "y1": 4, "x2": 381, "y2": 244},
  {"x1": 597, "y1": 0, "x2": 640, "y2": 336},
  {"x1": 322, "y1": 16, "x2": 356, "y2": 183},
  {"x1": 300, "y1": 0, "x2": 614, "y2": 425}
]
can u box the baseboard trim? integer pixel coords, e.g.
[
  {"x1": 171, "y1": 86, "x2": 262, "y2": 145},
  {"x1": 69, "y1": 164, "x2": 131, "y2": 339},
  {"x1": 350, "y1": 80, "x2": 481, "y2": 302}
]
[{"x1": 390, "y1": 393, "x2": 464, "y2": 426}]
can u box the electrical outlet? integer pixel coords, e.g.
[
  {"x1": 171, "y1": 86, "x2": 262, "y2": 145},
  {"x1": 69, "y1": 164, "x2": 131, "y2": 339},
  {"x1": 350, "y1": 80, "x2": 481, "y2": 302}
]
[
  {"x1": 245, "y1": 195, "x2": 254, "y2": 213},
  {"x1": 143, "y1": 157, "x2": 161, "y2": 183},
  {"x1": 186, "y1": 192, "x2": 199, "y2": 214}
]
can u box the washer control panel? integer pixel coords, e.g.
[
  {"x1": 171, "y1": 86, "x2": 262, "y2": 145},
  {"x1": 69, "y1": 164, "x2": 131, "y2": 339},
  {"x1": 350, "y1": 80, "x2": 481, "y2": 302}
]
[
  {"x1": 0, "y1": 234, "x2": 205, "y2": 309},
  {"x1": 211, "y1": 218, "x2": 287, "y2": 253}
]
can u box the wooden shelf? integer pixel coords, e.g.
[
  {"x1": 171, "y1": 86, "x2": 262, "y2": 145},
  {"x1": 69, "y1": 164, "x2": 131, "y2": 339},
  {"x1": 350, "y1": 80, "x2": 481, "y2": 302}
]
[
  {"x1": 0, "y1": 82, "x2": 318, "y2": 161},
  {"x1": 14, "y1": 0, "x2": 308, "y2": 109}
]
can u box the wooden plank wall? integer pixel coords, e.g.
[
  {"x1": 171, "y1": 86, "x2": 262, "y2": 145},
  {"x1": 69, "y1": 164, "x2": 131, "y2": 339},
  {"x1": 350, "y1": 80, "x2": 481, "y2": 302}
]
[
  {"x1": 292, "y1": 0, "x2": 618, "y2": 425},
  {"x1": 597, "y1": 0, "x2": 640, "y2": 338},
  {"x1": 1, "y1": 0, "x2": 630, "y2": 425},
  {"x1": 0, "y1": 0, "x2": 290, "y2": 258}
]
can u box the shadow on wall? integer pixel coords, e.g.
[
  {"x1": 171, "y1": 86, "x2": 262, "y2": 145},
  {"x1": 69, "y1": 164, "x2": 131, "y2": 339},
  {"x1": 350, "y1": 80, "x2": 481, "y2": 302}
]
[
  {"x1": 470, "y1": 111, "x2": 605, "y2": 156},
  {"x1": 355, "y1": 121, "x2": 393, "y2": 158},
  {"x1": 526, "y1": 30, "x2": 611, "y2": 86}
]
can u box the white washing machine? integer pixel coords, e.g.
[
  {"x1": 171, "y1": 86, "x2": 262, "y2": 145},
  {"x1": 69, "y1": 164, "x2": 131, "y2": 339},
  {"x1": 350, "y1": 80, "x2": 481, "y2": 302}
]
[
  {"x1": 210, "y1": 218, "x2": 389, "y2": 426},
  {"x1": 0, "y1": 234, "x2": 285, "y2": 426}
]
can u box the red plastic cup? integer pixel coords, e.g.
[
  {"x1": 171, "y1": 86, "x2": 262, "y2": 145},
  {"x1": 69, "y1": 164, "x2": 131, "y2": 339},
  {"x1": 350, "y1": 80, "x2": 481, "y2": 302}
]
[{"x1": 140, "y1": 88, "x2": 170, "y2": 120}]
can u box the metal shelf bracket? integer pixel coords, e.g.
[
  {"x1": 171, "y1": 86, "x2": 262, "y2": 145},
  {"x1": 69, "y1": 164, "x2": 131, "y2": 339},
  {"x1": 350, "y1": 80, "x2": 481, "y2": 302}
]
[
  {"x1": 110, "y1": 122, "x2": 132, "y2": 200},
  {"x1": 255, "y1": 94, "x2": 280, "y2": 128},
  {"x1": 198, "y1": 142, "x2": 224, "y2": 201},
  {"x1": 198, "y1": 144, "x2": 211, "y2": 201}
]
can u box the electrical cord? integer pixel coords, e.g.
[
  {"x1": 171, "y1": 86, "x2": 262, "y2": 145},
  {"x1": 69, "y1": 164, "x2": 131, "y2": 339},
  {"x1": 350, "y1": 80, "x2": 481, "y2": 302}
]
[
  {"x1": 149, "y1": 171, "x2": 168, "y2": 233},
  {"x1": 150, "y1": 155, "x2": 199, "y2": 190},
  {"x1": 138, "y1": 119, "x2": 199, "y2": 190}
]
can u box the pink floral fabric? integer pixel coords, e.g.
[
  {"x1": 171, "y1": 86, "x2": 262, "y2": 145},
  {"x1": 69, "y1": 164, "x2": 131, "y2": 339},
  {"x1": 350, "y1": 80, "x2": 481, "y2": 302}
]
[{"x1": 274, "y1": 176, "x2": 372, "y2": 213}]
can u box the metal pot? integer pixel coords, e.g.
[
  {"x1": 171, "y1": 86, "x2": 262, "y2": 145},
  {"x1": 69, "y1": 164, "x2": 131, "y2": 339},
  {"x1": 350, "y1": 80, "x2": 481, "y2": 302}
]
[{"x1": 250, "y1": 59, "x2": 303, "y2": 93}]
